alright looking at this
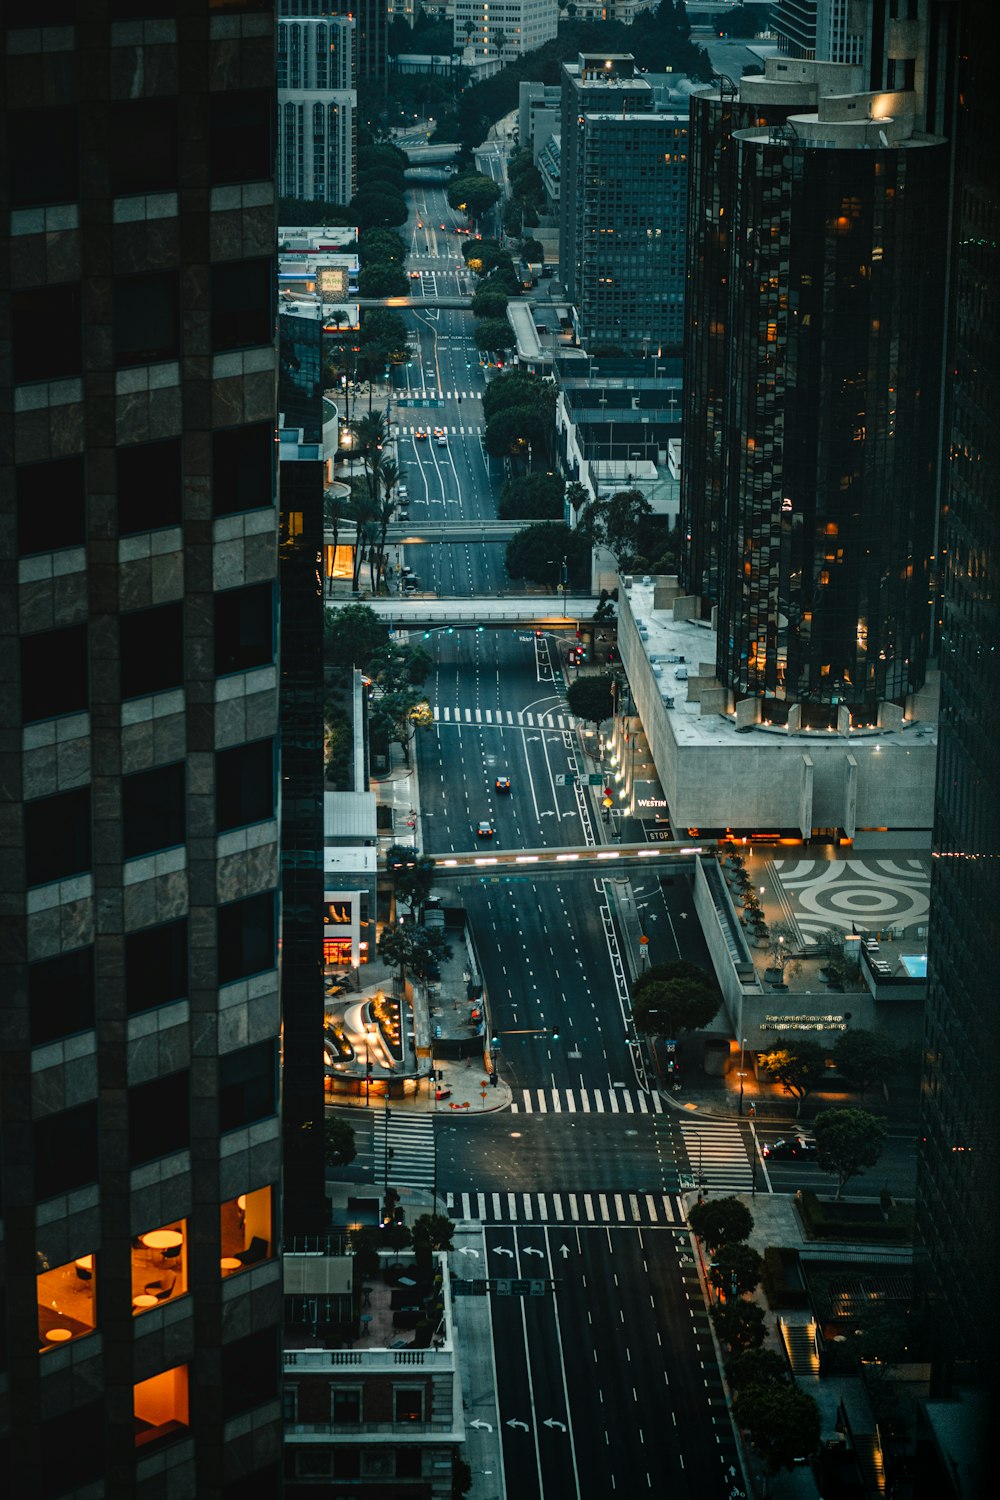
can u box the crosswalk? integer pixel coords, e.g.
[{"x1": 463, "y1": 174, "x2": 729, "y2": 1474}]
[
  {"x1": 446, "y1": 1189, "x2": 684, "y2": 1227},
  {"x1": 510, "y1": 1086, "x2": 663, "y2": 1116},
  {"x1": 372, "y1": 1111, "x2": 436, "y2": 1192},
  {"x1": 397, "y1": 422, "x2": 482, "y2": 437},
  {"x1": 397, "y1": 389, "x2": 484, "y2": 404},
  {"x1": 677, "y1": 1119, "x2": 755, "y2": 1193},
  {"x1": 433, "y1": 706, "x2": 578, "y2": 730}
]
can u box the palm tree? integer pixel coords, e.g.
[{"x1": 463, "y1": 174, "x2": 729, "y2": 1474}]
[
  {"x1": 323, "y1": 486, "x2": 351, "y2": 585},
  {"x1": 351, "y1": 409, "x2": 391, "y2": 515},
  {"x1": 492, "y1": 27, "x2": 508, "y2": 56},
  {"x1": 346, "y1": 489, "x2": 379, "y2": 592},
  {"x1": 371, "y1": 458, "x2": 402, "y2": 589}
]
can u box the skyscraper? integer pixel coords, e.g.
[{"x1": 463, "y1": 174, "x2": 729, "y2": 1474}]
[
  {"x1": 916, "y1": 0, "x2": 999, "y2": 1480},
  {"x1": 0, "y1": 3, "x2": 282, "y2": 1493},
  {"x1": 681, "y1": 44, "x2": 949, "y2": 724},
  {"x1": 278, "y1": 13, "x2": 358, "y2": 205}
]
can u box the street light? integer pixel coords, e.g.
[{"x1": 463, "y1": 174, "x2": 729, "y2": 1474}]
[{"x1": 738, "y1": 1034, "x2": 747, "y2": 1116}]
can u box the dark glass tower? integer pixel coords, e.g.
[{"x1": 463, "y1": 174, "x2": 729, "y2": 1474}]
[{"x1": 916, "y1": 0, "x2": 1000, "y2": 1467}]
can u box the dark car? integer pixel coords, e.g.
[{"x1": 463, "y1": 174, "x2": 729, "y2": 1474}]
[
  {"x1": 762, "y1": 1136, "x2": 817, "y2": 1161},
  {"x1": 476, "y1": 820, "x2": 494, "y2": 839},
  {"x1": 495, "y1": 776, "x2": 511, "y2": 794}
]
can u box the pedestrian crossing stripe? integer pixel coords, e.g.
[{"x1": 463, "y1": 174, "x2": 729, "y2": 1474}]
[
  {"x1": 397, "y1": 424, "x2": 483, "y2": 436},
  {"x1": 677, "y1": 1120, "x2": 755, "y2": 1190},
  {"x1": 511, "y1": 1087, "x2": 663, "y2": 1115},
  {"x1": 433, "y1": 706, "x2": 578, "y2": 730},
  {"x1": 372, "y1": 1113, "x2": 436, "y2": 1190},
  {"x1": 445, "y1": 1190, "x2": 684, "y2": 1227}
]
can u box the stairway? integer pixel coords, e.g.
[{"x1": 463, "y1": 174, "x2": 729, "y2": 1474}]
[{"x1": 779, "y1": 1317, "x2": 820, "y2": 1378}]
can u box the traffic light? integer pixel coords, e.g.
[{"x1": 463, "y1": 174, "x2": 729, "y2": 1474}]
[
  {"x1": 490, "y1": 1071, "x2": 498, "y2": 1088},
  {"x1": 551, "y1": 1025, "x2": 560, "y2": 1041}
]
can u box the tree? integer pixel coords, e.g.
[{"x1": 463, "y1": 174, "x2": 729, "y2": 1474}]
[
  {"x1": 756, "y1": 1035, "x2": 826, "y2": 1117},
  {"x1": 812, "y1": 1108, "x2": 887, "y2": 1199},
  {"x1": 486, "y1": 406, "x2": 552, "y2": 460},
  {"x1": 712, "y1": 1299, "x2": 765, "y2": 1355},
  {"x1": 709, "y1": 1242, "x2": 763, "y2": 1299},
  {"x1": 504, "y1": 521, "x2": 590, "y2": 589},
  {"x1": 359, "y1": 261, "x2": 409, "y2": 298},
  {"x1": 378, "y1": 923, "x2": 452, "y2": 987},
  {"x1": 359, "y1": 306, "x2": 410, "y2": 365},
  {"x1": 483, "y1": 371, "x2": 556, "y2": 422},
  {"x1": 566, "y1": 480, "x2": 589, "y2": 515},
  {"x1": 470, "y1": 286, "x2": 510, "y2": 320},
  {"x1": 687, "y1": 1196, "x2": 754, "y2": 1254},
  {"x1": 349, "y1": 188, "x2": 408, "y2": 230},
  {"x1": 385, "y1": 843, "x2": 437, "y2": 908},
  {"x1": 325, "y1": 602, "x2": 389, "y2": 671},
  {"x1": 497, "y1": 472, "x2": 565, "y2": 520},
  {"x1": 733, "y1": 1382, "x2": 820, "y2": 1483},
  {"x1": 411, "y1": 1213, "x2": 455, "y2": 1255},
  {"x1": 447, "y1": 173, "x2": 501, "y2": 220},
  {"x1": 834, "y1": 1028, "x2": 898, "y2": 1099},
  {"x1": 630, "y1": 960, "x2": 721, "y2": 1039},
  {"x1": 580, "y1": 488, "x2": 653, "y2": 570},
  {"x1": 359, "y1": 227, "x2": 405, "y2": 265},
  {"x1": 566, "y1": 674, "x2": 616, "y2": 729},
  {"x1": 324, "y1": 1115, "x2": 357, "y2": 1169},
  {"x1": 520, "y1": 235, "x2": 544, "y2": 264},
  {"x1": 473, "y1": 317, "x2": 515, "y2": 354},
  {"x1": 725, "y1": 1347, "x2": 790, "y2": 1393}
]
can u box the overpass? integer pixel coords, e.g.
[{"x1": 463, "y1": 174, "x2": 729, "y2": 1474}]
[
  {"x1": 365, "y1": 594, "x2": 607, "y2": 629},
  {"x1": 357, "y1": 295, "x2": 472, "y2": 311},
  {"x1": 326, "y1": 521, "x2": 523, "y2": 546},
  {"x1": 402, "y1": 841, "x2": 711, "y2": 881}
]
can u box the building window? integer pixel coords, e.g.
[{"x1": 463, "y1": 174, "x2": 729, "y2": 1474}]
[
  {"x1": 216, "y1": 739, "x2": 275, "y2": 831},
  {"x1": 40, "y1": 1398, "x2": 105, "y2": 1498},
  {"x1": 21, "y1": 625, "x2": 88, "y2": 723},
  {"x1": 29, "y1": 946, "x2": 95, "y2": 1047},
  {"x1": 212, "y1": 423, "x2": 274, "y2": 516},
  {"x1": 8, "y1": 107, "x2": 78, "y2": 208},
  {"x1": 12, "y1": 285, "x2": 82, "y2": 385},
  {"x1": 217, "y1": 891, "x2": 276, "y2": 984},
  {"x1": 220, "y1": 1185, "x2": 273, "y2": 1276},
  {"x1": 220, "y1": 1328, "x2": 279, "y2": 1419},
  {"x1": 113, "y1": 272, "x2": 180, "y2": 367},
  {"x1": 331, "y1": 1385, "x2": 363, "y2": 1425},
  {"x1": 282, "y1": 1385, "x2": 298, "y2": 1423},
  {"x1": 117, "y1": 437, "x2": 183, "y2": 535},
  {"x1": 109, "y1": 99, "x2": 178, "y2": 196},
  {"x1": 36, "y1": 1253, "x2": 97, "y2": 1352},
  {"x1": 393, "y1": 1385, "x2": 425, "y2": 1423},
  {"x1": 214, "y1": 582, "x2": 275, "y2": 674},
  {"x1": 211, "y1": 259, "x2": 274, "y2": 352},
  {"x1": 295, "y1": 1451, "x2": 332, "y2": 1477},
  {"x1": 122, "y1": 762, "x2": 185, "y2": 860},
  {"x1": 125, "y1": 918, "x2": 188, "y2": 1015},
  {"x1": 128, "y1": 1071, "x2": 190, "y2": 1167},
  {"x1": 25, "y1": 788, "x2": 91, "y2": 888},
  {"x1": 34, "y1": 1101, "x2": 98, "y2": 1200},
  {"x1": 120, "y1": 601, "x2": 184, "y2": 699},
  {"x1": 132, "y1": 1218, "x2": 187, "y2": 1312},
  {"x1": 219, "y1": 1041, "x2": 277, "y2": 1133},
  {"x1": 133, "y1": 1365, "x2": 190, "y2": 1449},
  {"x1": 210, "y1": 89, "x2": 272, "y2": 185},
  {"x1": 16, "y1": 455, "x2": 86, "y2": 556}
]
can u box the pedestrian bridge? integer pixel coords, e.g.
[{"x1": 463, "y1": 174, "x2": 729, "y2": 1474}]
[
  {"x1": 397, "y1": 841, "x2": 710, "y2": 882},
  {"x1": 365, "y1": 595, "x2": 605, "y2": 629},
  {"x1": 325, "y1": 521, "x2": 523, "y2": 546}
]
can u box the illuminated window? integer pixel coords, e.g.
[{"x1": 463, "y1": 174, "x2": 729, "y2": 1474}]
[
  {"x1": 220, "y1": 1185, "x2": 273, "y2": 1277},
  {"x1": 37, "y1": 1253, "x2": 98, "y2": 1351},
  {"x1": 133, "y1": 1365, "x2": 189, "y2": 1448},
  {"x1": 132, "y1": 1219, "x2": 188, "y2": 1314}
]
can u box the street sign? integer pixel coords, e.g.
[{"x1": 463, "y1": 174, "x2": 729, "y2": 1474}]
[
  {"x1": 396, "y1": 397, "x2": 443, "y2": 407},
  {"x1": 588, "y1": 773, "x2": 604, "y2": 785},
  {"x1": 453, "y1": 1278, "x2": 551, "y2": 1297},
  {"x1": 555, "y1": 774, "x2": 577, "y2": 787}
]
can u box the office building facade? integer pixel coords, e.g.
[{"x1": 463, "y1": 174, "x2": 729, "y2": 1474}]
[
  {"x1": 916, "y1": 0, "x2": 999, "y2": 1476},
  {"x1": 0, "y1": 3, "x2": 282, "y2": 1494},
  {"x1": 279, "y1": 0, "x2": 387, "y2": 81},
  {"x1": 454, "y1": 0, "x2": 559, "y2": 60},
  {"x1": 278, "y1": 15, "x2": 358, "y2": 205},
  {"x1": 575, "y1": 109, "x2": 688, "y2": 354}
]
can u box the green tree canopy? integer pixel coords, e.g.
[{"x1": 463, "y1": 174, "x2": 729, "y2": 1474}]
[
  {"x1": 359, "y1": 227, "x2": 406, "y2": 265},
  {"x1": 756, "y1": 1035, "x2": 826, "y2": 1117},
  {"x1": 485, "y1": 406, "x2": 551, "y2": 459},
  {"x1": 566, "y1": 674, "x2": 616, "y2": 729},
  {"x1": 385, "y1": 844, "x2": 437, "y2": 908},
  {"x1": 483, "y1": 371, "x2": 556, "y2": 421},
  {"x1": 349, "y1": 188, "x2": 408, "y2": 230},
  {"x1": 504, "y1": 522, "x2": 590, "y2": 589},
  {"x1": 834, "y1": 1029, "x2": 898, "y2": 1098},
  {"x1": 725, "y1": 1347, "x2": 790, "y2": 1393},
  {"x1": 580, "y1": 488, "x2": 654, "y2": 570},
  {"x1": 709, "y1": 1242, "x2": 763, "y2": 1299},
  {"x1": 325, "y1": 603, "x2": 389, "y2": 671},
  {"x1": 733, "y1": 1381, "x2": 821, "y2": 1478},
  {"x1": 447, "y1": 173, "x2": 502, "y2": 219},
  {"x1": 813, "y1": 1107, "x2": 887, "y2": 1199},
  {"x1": 498, "y1": 472, "x2": 564, "y2": 520},
  {"x1": 358, "y1": 306, "x2": 411, "y2": 368},
  {"x1": 688, "y1": 1196, "x2": 754, "y2": 1253},
  {"x1": 359, "y1": 262, "x2": 409, "y2": 298},
  {"x1": 470, "y1": 287, "x2": 510, "y2": 320},
  {"x1": 473, "y1": 318, "x2": 516, "y2": 354},
  {"x1": 411, "y1": 1213, "x2": 455, "y2": 1254},
  {"x1": 630, "y1": 961, "x2": 721, "y2": 1039},
  {"x1": 378, "y1": 923, "x2": 452, "y2": 986},
  {"x1": 520, "y1": 236, "x2": 544, "y2": 264},
  {"x1": 712, "y1": 1299, "x2": 766, "y2": 1355},
  {"x1": 324, "y1": 1115, "x2": 357, "y2": 1169}
]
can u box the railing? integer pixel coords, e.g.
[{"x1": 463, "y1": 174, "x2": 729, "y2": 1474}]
[
  {"x1": 286, "y1": 1419, "x2": 459, "y2": 1437},
  {"x1": 284, "y1": 1347, "x2": 454, "y2": 1371}
]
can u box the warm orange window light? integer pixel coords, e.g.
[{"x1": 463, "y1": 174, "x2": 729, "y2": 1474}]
[
  {"x1": 132, "y1": 1219, "x2": 188, "y2": 1313},
  {"x1": 220, "y1": 1184, "x2": 273, "y2": 1277},
  {"x1": 134, "y1": 1365, "x2": 189, "y2": 1448},
  {"x1": 37, "y1": 1254, "x2": 98, "y2": 1351}
]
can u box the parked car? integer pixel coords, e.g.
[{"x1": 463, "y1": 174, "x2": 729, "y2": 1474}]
[{"x1": 762, "y1": 1136, "x2": 817, "y2": 1161}]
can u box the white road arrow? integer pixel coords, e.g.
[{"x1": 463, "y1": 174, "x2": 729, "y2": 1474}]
[
  {"x1": 543, "y1": 1418, "x2": 567, "y2": 1432},
  {"x1": 540, "y1": 810, "x2": 556, "y2": 817},
  {"x1": 470, "y1": 1419, "x2": 493, "y2": 1432},
  {"x1": 506, "y1": 1419, "x2": 530, "y2": 1432},
  {"x1": 493, "y1": 1246, "x2": 514, "y2": 1258},
  {"x1": 523, "y1": 1246, "x2": 544, "y2": 1257},
  {"x1": 558, "y1": 1244, "x2": 571, "y2": 1259},
  {"x1": 458, "y1": 1246, "x2": 480, "y2": 1258}
]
